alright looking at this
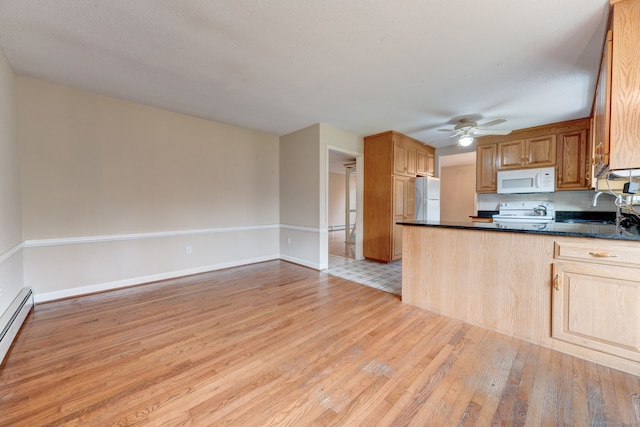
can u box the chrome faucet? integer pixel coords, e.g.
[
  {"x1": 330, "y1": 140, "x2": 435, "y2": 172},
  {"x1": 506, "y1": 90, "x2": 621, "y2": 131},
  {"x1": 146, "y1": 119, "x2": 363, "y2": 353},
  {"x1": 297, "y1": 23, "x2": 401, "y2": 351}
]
[
  {"x1": 591, "y1": 191, "x2": 623, "y2": 227},
  {"x1": 591, "y1": 191, "x2": 617, "y2": 208}
]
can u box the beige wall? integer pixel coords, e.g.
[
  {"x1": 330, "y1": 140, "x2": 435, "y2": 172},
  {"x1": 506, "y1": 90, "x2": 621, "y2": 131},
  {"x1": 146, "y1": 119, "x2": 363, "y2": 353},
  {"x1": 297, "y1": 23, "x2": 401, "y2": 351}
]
[
  {"x1": 279, "y1": 124, "x2": 321, "y2": 228},
  {"x1": 0, "y1": 48, "x2": 24, "y2": 315},
  {"x1": 279, "y1": 124, "x2": 321, "y2": 268},
  {"x1": 440, "y1": 163, "x2": 477, "y2": 221},
  {"x1": 17, "y1": 77, "x2": 280, "y2": 300},
  {"x1": 18, "y1": 77, "x2": 279, "y2": 238}
]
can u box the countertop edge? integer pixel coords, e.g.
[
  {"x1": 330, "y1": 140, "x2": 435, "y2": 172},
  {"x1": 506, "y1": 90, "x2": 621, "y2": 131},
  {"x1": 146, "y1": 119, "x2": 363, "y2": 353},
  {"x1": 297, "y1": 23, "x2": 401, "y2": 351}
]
[{"x1": 397, "y1": 221, "x2": 640, "y2": 242}]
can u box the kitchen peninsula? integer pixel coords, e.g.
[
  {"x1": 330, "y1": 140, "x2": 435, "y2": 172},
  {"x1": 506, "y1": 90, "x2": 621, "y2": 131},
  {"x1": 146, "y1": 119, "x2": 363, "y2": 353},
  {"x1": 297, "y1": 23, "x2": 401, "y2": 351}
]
[{"x1": 399, "y1": 220, "x2": 640, "y2": 376}]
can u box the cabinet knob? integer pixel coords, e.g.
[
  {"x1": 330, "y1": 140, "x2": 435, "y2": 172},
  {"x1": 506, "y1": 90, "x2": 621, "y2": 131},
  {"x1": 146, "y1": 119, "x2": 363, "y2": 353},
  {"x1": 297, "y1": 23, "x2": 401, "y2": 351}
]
[
  {"x1": 589, "y1": 252, "x2": 618, "y2": 258},
  {"x1": 554, "y1": 274, "x2": 560, "y2": 291}
]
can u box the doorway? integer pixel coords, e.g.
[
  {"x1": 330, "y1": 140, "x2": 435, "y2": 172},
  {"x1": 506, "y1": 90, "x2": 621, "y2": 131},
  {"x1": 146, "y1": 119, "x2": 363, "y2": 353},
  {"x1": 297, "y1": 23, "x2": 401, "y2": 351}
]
[
  {"x1": 328, "y1": 149, "x2": 357, "y2": 259},
  {"x1": 438, "y1": 151, "x2": 477, "y2": 221}
]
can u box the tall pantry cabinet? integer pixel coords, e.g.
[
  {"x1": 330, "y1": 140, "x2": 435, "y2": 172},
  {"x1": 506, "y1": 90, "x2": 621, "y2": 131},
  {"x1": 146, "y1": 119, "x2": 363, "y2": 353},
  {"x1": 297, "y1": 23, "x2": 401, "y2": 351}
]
[{"x1": 364, "y1": 131, "x2": 435, "y2": 262}]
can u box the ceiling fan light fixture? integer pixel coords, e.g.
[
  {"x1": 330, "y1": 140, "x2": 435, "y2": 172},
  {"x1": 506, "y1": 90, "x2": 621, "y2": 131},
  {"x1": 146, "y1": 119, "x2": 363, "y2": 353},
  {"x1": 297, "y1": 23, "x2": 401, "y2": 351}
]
[{"x1": 458, "y1": 135, "x2": 474, "y2": 146}]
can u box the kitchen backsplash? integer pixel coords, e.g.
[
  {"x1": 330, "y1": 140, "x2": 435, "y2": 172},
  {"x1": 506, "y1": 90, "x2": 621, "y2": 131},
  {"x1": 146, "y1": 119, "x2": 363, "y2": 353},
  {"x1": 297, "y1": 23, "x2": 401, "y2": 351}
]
[{"x1": 477, "y1": 190, "x2": 618, "y2": 213}]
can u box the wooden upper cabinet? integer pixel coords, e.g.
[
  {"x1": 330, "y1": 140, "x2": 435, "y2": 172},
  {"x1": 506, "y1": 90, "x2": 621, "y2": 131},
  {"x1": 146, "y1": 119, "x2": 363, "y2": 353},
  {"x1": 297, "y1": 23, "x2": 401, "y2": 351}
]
[
  {"x1": 592, "y1": 30, "x2": 612, "y2": 177},
  {"x1": 426, "y1": 151, "x2": 435, "y2": 176},
  {"x1": 477, "y1": 118, "x2": 590, "y2": 193},
  {"x1": 497, "y1": 140, "x2": 525, "y2": 169},
  {"x1": 497, "y1": 135, "x2": 556, "y2": 170},
  {"x1": 476, "y1": 143, "x2": 497, "y2": 193},
  {"x1": 393, "y1": 138, "x2": 418, "y2": 176},
  {"x1": 527, "y1": 134, "x2": 557, "y2": 167},
  {"x1": 416, "y1": 149, "x2": 427, "y2": 176},
  {"x1": 416, "y1": 147, "x2": 435, "y2": 176},
  {"x1": 406, "y1": 145, "x2": 417, "y2": 176},
  {"x1": 592, "y1": 0, "x2": 640, "y2": 175},
  {"x1": 607, "y1": 0, "x2": 640, "y2": 172},
  {"x1": 557, "y1": 129, "x2": 590, "y2": 190},
  {"x1": 393, "y1": 141, "x2": 408, "y2": 175}
]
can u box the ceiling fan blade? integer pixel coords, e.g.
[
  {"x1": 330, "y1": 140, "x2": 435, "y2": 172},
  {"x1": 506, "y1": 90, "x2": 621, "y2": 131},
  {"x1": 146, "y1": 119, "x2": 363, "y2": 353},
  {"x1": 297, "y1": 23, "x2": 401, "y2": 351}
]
[
  {"x1": 437, "y1": 128, "x2": 453, "y2": 132},
  {"x1": 477, "y1": 119, "x2": 507, "y2": 128},
  {"x1": 429, "y1": 133, "x2": 458, "y2": 144},
  {"x1": 471, "y1": 129, "x2": 512, "y2": 136}
]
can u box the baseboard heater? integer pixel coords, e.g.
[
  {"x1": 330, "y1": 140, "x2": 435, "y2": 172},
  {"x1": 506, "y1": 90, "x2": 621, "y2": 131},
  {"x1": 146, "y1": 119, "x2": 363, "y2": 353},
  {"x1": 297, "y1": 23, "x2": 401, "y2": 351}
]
[{"x1": 0, "y1": 288, "x2": 34, "y2": 366}]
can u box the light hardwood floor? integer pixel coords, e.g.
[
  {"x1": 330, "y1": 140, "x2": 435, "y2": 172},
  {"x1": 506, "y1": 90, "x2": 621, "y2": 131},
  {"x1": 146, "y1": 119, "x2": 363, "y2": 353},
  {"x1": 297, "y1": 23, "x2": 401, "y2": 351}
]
[
  {"x1": 1, "y1": 260, "x2": 639, "y2": 426},
  {"x1": 329, "y1": 230, "x2": 355, "y2": 259}
]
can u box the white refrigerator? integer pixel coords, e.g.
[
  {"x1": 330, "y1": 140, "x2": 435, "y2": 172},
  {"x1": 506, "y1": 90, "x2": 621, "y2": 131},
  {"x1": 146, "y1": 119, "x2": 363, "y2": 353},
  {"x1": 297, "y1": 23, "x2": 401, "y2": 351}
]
[{"x1": 415, "y1": 176, "x2": 440, "y2": 221}]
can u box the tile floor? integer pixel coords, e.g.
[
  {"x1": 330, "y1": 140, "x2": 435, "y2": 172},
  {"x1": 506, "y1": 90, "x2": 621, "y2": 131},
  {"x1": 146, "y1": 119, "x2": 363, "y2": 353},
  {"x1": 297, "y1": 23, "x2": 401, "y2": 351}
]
[{"x1": 326, "y1": 254, "x2": 402, "y2": 295}]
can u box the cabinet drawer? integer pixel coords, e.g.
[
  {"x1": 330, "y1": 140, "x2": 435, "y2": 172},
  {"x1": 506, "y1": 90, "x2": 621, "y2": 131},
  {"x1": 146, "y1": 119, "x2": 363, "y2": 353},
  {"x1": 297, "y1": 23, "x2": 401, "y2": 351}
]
[{"x1": 554, "y1": 239, "x2": 640, "y2": 268}]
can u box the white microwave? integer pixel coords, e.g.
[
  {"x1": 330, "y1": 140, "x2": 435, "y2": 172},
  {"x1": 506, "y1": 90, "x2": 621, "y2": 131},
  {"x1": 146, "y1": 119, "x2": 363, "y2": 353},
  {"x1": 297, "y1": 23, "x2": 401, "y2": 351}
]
[{"x1": 497, "y1": 167, "x2": 555, "y2": 194}]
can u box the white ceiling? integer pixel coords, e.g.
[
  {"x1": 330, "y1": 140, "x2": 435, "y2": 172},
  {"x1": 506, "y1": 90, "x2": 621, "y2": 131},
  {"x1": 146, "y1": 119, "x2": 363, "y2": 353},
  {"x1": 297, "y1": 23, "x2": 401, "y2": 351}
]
[{"x1": 0, "y1": 1, "x2": 610, "y2": 148}]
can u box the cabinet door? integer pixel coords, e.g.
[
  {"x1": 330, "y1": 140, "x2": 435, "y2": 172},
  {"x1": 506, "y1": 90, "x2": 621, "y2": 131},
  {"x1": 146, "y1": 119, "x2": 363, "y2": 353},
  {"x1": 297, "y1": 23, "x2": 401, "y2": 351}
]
[
  {"x1": 557, "y1": 130, "x2": 589, "y2": 190},
  {"x1": 392, "y1": 176, "x2": 415, "y2": 260},
  {"x1": 497, "y1": 140, "x2": 526, "y2": 169},
  {"x1": 526, "y1": 134, "x2": 557, "y2": 167},
  {"x1": 416, "y1": 150, "x2": 428, "y2": 176},
  {"x1": 392, "y1": 176, "x2": 406, "y2": 260},
  {"x1": 406, "y1": 146, "x2": 417, "y2": 176},
  {"x1": 393, "y1": 141, "x2": 408, "y2": 175},
  {"x1": 552, "y1": 262, "x2": 640, "y2": 362},
  {"x1": 426, "y1": 152, "x2": 435, "y2": 176},
  {"x1": 476, "y1": 144, "x2": 497, "y2": 193},
  {"x1": 593, "y1": 30, "x2": 612, "y2": 177},
  {"x1": 609, "y1": 0, "x2": 640, "y2": 171}
]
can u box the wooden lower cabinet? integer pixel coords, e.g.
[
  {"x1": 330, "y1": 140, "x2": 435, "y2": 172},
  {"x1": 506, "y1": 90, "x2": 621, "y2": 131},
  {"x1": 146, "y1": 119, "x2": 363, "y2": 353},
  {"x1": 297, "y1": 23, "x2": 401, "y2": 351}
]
[
  {"x1": 552, "y1": 238, "x2": 640, "y2": 364},
  {"x1": 392, "y1": 176, "x2": 415, "y2": 260},
  {"x1": 552, "y1": 261, "x2": 640, "y2": 363},
  {"x1": 401, "y1": 226, "x2": 640, "y2": 375}
]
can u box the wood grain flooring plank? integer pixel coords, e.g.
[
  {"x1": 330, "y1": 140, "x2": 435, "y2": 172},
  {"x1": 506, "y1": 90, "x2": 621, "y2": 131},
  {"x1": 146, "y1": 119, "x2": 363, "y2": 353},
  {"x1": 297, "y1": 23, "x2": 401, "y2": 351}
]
[
  {"x1": 522, "y1": 347, "x2": 553, "y2": 427},
  {"x1": 570, "y1": 356, "x2": 592, "y2": 427},
  {"x1": 509, "y1": 343, "x2": 541, "y2": 427},
  {"x1": 584, "y1": 359, "x2": 607, "y2": 426},
  {"x1": 488, "y1": 339, "x2": 530, "y2": 426}
]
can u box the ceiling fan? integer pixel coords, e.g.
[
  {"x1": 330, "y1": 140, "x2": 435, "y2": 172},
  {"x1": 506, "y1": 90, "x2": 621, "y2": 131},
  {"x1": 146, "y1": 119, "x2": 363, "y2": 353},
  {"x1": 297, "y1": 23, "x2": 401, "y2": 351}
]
[{"x1": 438, "y1": 117, "x2": 512, "y2": 146}]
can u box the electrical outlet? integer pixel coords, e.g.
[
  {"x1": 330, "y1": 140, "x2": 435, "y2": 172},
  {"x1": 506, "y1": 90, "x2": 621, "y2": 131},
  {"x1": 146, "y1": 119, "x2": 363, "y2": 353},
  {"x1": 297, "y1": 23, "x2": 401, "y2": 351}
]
[
  {"x1": 287, "y1": 237, "x2": 292, "y2": 245},
  {"x1": 186, "y1": 245, "x2": 192, "y2": 254}
]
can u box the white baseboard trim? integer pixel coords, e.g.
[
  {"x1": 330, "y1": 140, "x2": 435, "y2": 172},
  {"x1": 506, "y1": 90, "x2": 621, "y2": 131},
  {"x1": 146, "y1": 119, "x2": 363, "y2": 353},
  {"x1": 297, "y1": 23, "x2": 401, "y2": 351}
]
[
  {"x1": 279, "y1": 254, "x2": 321, "y2": 270},
  {"x1": 34, "y1": 254, "x2": 280, "y2": 303}
]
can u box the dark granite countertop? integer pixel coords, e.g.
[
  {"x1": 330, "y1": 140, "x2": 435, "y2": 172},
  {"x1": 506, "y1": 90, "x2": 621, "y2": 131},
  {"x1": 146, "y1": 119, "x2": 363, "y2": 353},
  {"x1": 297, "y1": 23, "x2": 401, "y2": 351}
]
[{"x1": 397, "y1": 219, "x2": 640, "y2": 242}]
